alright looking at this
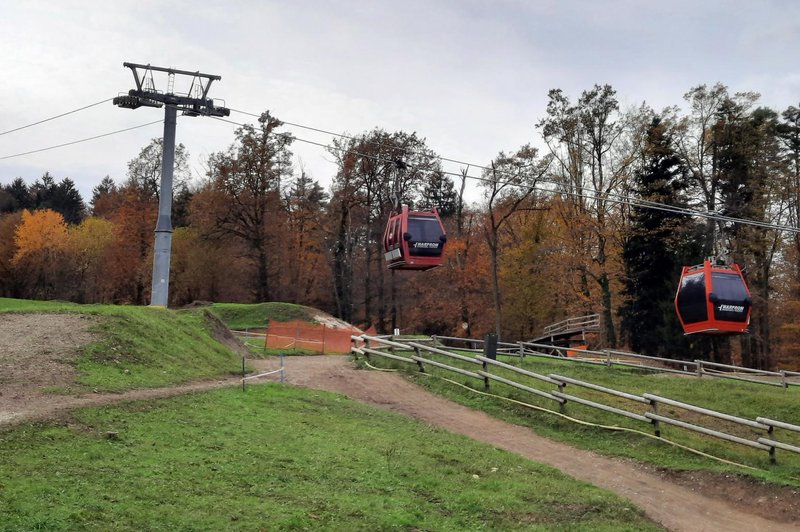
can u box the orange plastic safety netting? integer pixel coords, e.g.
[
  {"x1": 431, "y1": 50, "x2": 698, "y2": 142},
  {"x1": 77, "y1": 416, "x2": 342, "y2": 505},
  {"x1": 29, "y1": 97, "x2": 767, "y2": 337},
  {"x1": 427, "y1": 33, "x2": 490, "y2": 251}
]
[{"x1": 262, "y1": 320, "x2": 372, "y2": 354}]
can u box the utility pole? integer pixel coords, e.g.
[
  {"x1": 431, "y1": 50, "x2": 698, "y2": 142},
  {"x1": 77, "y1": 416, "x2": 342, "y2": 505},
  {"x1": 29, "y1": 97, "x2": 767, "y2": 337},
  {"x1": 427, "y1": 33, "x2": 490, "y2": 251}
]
[{"x1": 113, "y1": 63, "x2": 229, "y2": 307}]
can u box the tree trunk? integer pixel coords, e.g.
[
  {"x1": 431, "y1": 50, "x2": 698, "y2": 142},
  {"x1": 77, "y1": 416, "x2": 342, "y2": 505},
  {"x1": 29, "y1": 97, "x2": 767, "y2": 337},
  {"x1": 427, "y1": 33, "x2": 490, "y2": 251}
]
[
  {"x1": 740, "y1": 333, "x2": 752, "y2": 367},
  {"x1": 256, "y1": 247, "x2": 269, "y2": 302},
  {"x1": 333, "y1": 205, "x2": 353, "y2": 323},
  {"x1": 599, "y1": 272, "x2": 617, "y2": 347},
  {"x1": 760, "y1": 260, "x2": 772, "y2": 369},
  {"x1": 579, "y1": 268, "x2": 591, "y2": 311},
  {"x1": 489, "y1": 240, "x2": 502, "y2": 339},
  {"x1": 291, "y1": 222, "x2": 304, "y2": 303},
  {"x1": 377, "y1": 224, "x2": 387, "y2": 332},
  {"x1": 363, "y1": 238, "x2": 373, "y2": 329}
]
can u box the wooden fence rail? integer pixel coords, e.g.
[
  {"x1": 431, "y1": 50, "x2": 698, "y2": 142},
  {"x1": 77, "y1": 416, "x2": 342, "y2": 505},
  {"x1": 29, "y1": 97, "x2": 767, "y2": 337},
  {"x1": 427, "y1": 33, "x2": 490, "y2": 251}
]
[
  {"x1": 427, "y1": 337, "x2": 800, "y2": 388},
  {"x1": 352, "y1": 334, "x2": 800, "y2": 464},
  {"x1": 606, "y1": 349, "x2": 699, "y2": 371}
]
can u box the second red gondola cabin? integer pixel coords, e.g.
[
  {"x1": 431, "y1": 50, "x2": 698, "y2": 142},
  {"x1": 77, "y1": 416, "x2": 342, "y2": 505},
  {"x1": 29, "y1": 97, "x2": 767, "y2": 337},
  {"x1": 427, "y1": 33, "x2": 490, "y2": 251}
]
[
  {"x1": 383, "y1": 205, "x2": 447, "y2": 271},
  {"x1": 674, "y1": 260, "x2": 751, "y2": 335}
]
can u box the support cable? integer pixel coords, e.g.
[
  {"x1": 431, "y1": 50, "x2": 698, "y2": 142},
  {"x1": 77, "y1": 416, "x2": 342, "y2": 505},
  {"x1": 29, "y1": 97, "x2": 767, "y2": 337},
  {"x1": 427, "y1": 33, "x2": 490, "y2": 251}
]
[
  {"x1": 212, "y1": 115, "x2": 800, "y2": 235},
  {"x1": 0, "y1": 121, "x2": 162, "y2": 161},
  {"x1": 230, "y1": 107, "x2": 794, "y2": 234},
  {"x1": 0, "y1": 98, "x2": 114, "y2": 137},
  {"x1": 230, "y1": 107, "x2": 476, "y2": 169}
]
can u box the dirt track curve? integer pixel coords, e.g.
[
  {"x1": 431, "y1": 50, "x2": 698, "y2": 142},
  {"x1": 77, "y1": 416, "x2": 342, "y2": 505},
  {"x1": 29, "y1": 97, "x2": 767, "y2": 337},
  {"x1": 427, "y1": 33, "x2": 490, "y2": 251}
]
[
  {"x1": 2, "y1": 351, "x2": 799, "y2": 531},
  {"x1": 265, "y1": 355, "x2": 800, "y2": 532}
]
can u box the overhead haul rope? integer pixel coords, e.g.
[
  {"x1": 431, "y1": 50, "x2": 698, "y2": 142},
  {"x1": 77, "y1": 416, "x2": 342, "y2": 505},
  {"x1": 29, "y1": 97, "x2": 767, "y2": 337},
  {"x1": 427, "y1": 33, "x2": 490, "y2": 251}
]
[
  {"x1": 0, "y1": 121, "x2": 163, "y2": 160},
  {"x1": 1, "y1": 101, "x2": 793, "y2": 234},
  {"x1": 230, "y1": 107, "x2": 493, "y2": 171},
  {"x1": 0, "y1": 97, "x2": 114, "y2": 137},
  {"x1": 359, "y1": 358, "x2": 760, "y2": 472},
  {"x1": 214, "y1": 114, "x2": 800, "y2": 235}
]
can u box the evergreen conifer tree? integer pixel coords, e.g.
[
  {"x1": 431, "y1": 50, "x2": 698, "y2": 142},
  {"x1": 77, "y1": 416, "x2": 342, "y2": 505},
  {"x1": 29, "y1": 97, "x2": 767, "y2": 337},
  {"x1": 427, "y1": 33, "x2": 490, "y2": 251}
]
[{"x1": 620, "y1": 117, "x2": 702, "y2": 356}]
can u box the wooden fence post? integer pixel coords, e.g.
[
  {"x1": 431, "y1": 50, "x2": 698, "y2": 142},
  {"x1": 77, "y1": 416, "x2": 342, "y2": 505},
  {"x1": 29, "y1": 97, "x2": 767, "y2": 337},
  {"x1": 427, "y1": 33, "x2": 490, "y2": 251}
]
[
  {"x1": 768, "y1": 425, "x2": 776, "y2": 464},
  {"x1": 483, "y1": 334, "x2": 497, "y2": 360},
  {"x1": 650, "y1": 398, "x2": 661, "y2": 437},
  {"x1": 482, "y1": 334, "x2": 497, "y2": 391}
]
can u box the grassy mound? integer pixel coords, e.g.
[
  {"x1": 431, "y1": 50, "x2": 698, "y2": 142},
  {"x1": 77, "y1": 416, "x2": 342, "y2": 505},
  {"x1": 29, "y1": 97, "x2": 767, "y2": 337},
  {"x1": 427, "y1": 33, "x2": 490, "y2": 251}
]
[
  {"x1": 0, "y1": 385, "x2": 657, "y2": 531},
  {"x1": 208, "y1": 302, "x2": 317, "y2": 329},
  {"x1": 0, "y1": 298, "x2": 243, "y2": 392}
]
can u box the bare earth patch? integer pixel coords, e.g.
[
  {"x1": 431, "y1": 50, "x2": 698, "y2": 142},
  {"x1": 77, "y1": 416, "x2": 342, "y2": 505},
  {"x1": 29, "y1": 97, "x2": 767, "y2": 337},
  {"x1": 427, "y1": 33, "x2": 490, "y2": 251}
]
[
  {"x1": 0, "y1": 313, "x2": 99, "y2": 423},
  {"x1": 1, "y1": 314, "x2": 799, "y2": 531}
]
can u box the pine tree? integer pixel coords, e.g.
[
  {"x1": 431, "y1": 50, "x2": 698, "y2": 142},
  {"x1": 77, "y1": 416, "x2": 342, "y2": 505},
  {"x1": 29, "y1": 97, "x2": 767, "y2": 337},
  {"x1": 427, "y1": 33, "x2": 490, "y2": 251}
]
[
  {"x1": 620, "y1": 117, "x2": 701, "y2": 357},
  {"x1": 51, "y1": 178, "x2": 86, "y2": 224},
  {"x1": 5, "y1": 178, "x2": 32, "y2": 210},
  {"x1": 419, "y1": 170, "x2": 457, "y2": 217}
]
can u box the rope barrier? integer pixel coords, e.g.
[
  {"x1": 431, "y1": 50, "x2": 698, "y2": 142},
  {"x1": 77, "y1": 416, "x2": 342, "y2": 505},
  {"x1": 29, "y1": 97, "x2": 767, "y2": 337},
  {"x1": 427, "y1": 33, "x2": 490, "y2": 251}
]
[
  {"x1": 431, "y1": 373, "x2": 760, "y2": 471},
  {"x1": 241, "y1": 368, "x2": 284, "y2": 380},
  {"x1": 363, "y1": 360, "x2": 400, "y2": 372}
]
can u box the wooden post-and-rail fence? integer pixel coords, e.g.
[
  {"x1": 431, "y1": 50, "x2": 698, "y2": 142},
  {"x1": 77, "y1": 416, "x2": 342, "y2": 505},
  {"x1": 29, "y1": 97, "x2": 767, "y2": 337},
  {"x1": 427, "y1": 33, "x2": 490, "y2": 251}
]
[{"x1": 351, "y1": 334, "x2": 800, "y2": 465}]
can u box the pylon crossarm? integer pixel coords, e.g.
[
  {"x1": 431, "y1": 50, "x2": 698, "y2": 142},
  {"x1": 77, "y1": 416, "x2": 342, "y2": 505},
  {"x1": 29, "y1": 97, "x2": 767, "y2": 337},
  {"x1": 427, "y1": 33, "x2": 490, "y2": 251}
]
[
  {"x1": 122, "y1": 62, "x2": 221, "y2": 82},
  {"x1": 116, "y1": 62, "x2": 229, "y2": 117}
]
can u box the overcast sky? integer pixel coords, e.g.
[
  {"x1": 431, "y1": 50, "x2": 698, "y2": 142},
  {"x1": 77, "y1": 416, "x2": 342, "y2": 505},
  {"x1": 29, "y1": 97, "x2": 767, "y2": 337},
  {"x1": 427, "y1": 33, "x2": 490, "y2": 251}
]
[{"x1": 2, "y1": 0, "x2": 799, "y2": 204}]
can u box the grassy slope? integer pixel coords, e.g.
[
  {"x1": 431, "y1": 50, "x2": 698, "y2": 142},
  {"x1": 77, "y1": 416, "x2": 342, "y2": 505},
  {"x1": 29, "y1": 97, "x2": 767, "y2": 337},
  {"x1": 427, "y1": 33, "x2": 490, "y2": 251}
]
[
  {"x1": 208, "y1": 302, "x2": 316, "y2": 329},
  {"x1": 0, "y1": 298, "x2": 241, "y2": 392},
  {"x1": 0, "y1": 385, "x2": 657, "y2": 531},
  {"x1": 2, "y1": 296, "x2": 789, "y2": 522},
  {"x1": 364, "y1": 351, "x2": 800, "y2": 487}
]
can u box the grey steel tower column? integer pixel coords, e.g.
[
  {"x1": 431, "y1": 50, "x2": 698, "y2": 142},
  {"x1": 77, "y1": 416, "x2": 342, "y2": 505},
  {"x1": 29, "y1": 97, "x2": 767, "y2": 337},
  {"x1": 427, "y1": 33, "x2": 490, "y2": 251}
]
[
  {"x1": 150, "y1": 104, "x2": 177, "y2": 307},
  {"x1": 114, "y1": 62, "x2": 229, "y2": 308}
]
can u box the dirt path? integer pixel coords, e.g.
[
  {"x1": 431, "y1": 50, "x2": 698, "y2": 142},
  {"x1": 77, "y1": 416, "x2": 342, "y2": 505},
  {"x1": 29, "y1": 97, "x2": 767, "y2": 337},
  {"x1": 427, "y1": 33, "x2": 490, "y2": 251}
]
[
  {"x1": 259, "y1": 355, "x2": 800, "y2": 532},
  {"x1": 2, "y1": 346, "x2": 799, "y2": 531},
  {"x1": 0, "y1": 376, "x2": 243, "y2": 425}
]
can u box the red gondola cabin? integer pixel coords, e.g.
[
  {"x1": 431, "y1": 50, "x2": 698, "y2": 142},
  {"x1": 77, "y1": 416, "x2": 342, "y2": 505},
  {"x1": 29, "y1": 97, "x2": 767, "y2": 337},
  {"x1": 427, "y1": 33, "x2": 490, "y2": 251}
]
[
  {"x1": 674, "y1": 260, "x2": 751, "y2": 335},
  {"x1": 383, "y1": 205, "x2": 446, "y2": 271}
]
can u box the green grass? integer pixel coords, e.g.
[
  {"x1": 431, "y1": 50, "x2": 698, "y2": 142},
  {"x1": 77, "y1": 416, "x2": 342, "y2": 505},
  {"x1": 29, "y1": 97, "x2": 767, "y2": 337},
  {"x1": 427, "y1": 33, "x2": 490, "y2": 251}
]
[
  {"x1": 0, "y1": 298, "x2": 81, "y2": 312},
  {"x1": 209, "y1": 302, "x2": 316, "y2": 329},
  {"x1": 0, "y1": 385, "x2": 658, "y2": 531},
  {"x1": 362, "y1": 349, "x2": 800, "y2": 487},
  {"x1": 0, "y1": 298, "x2": 242, "y2": 392}
]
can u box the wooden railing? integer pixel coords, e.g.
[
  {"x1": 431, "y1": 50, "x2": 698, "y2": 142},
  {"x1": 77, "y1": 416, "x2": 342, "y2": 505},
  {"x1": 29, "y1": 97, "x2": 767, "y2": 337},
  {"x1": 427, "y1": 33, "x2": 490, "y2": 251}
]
[
  {"x1": 352, "y1": 334, "x2": 800, "y2": 464},
  {"x1": 542, "y1": 314, "x2": 600, "y2": 336}
]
